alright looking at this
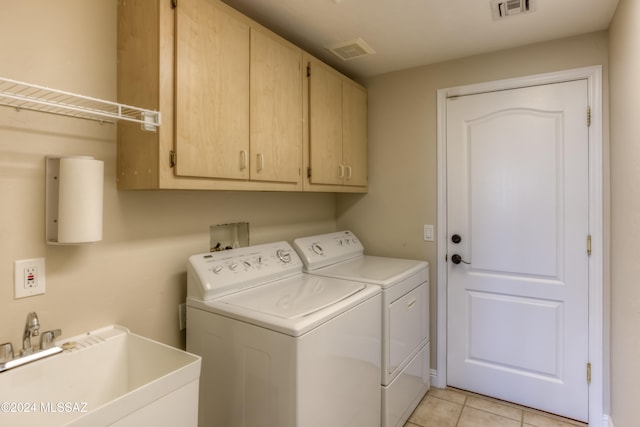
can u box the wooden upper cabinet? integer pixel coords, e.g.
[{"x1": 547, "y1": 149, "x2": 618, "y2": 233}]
[
  {"x1": 306, "y1": 55, "x2": 368, "y2": 191},
  {"x1": 175, "y1": 0, "x2": 250, "y2": 180},
  {"x1": 308, "y1": 58, "x2": 343, "y2": 186},
  {"x1": 250, "y1": 29, "x2": 303, "y2": 184},
  {"x1": 117, "y1": 0, "x2": 361, "y2": 192},
  {"x1": 342, "y1": 80, "x2": 368, "y2": 187}
]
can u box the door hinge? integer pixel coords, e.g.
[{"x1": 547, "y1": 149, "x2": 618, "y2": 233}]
[
  {"x1": 170, "y1": 0, "x2": 177, "y2": 9},
  {"x1": 306, "y1": 64, "x2": 311, "y2": 78},
  {"x1": 586, "y1": 362, "x2": 592, "y2": 384},
  {"x1": 307, "y1": 167, "x2": 312, "y2": 178},
  {"x1": 170, "y1": 150, "x2": 176, "y2": 168},
  {"x1": 587, "y1": 234, "x2": 592, "y2": 256},
  {"x1": 587, "y1": 106, "x2": 591, "y2": 127}
]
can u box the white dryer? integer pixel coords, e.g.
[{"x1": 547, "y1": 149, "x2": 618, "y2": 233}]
[
  {"x1": 293, "y1": 231, "x2": 430, "y2": 427},
  {"x1": 186, "y1": 241, "x2": 382, "y2": 427}
]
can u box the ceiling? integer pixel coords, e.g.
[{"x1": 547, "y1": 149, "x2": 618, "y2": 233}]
[{"x1": 221, "y1": 0, "x2": 619, "y2": 80}]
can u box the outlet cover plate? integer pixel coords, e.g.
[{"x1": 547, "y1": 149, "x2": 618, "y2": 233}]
[
  {"x1": 423, "y1": 225, "x2": 435, "y2": 242},
  {"x1": 14, "y1": 258, "x2": 46, "y2": 298}
]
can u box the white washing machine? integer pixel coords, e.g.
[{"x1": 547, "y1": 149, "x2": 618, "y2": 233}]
[
  {"x1": 293, "y1": 231, "x2": 430, "y2": 427},
  {"x1": 186, "y1": 241, "x2": 382, "y2": 427}
]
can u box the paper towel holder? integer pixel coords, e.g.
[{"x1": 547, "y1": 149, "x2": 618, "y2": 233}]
[{"x1": 45, "y1": 156, "x2": 104, "y2": 245}]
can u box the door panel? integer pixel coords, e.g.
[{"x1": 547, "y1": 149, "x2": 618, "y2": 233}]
[
  {"x1": 469, "y1": 110, "x2": 560, "y2": 277},
  {"x1": 446, "y1": 80, "x2": 589, "y2": 421},
  {"x1": 175, "y1": 0, "x2": 250, "y2": 179},
  {"x1": 467, "y1": 292, "x2": 562, "y2": 378},
  {"x1": 343, "y1": 81, "x2": 368, "y2": 187},
  {"x1": 250, "y1": 29, "x2": 302, "y2": 184},
  {"x1": 308, "y1": 59, "x2": 343, "y2": 185}
]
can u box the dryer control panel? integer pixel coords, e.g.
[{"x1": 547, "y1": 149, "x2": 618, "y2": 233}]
[
  {"x1": 187, "y1": 241, "x2": 303, "y2": 300},
  {"x1": 293, "y1": 230, "x2": 364, "y2": 270}
]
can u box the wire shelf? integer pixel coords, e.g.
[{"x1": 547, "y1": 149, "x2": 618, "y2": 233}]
[{"x1": 0, "y1": 77, "x2": 160, "y2": 131}]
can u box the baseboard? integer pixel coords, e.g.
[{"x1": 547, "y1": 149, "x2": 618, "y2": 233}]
[
  {"x1": 606, "y1": 414, "x2": 615, "y2": 427},
  {"x1": 430, "y1": 369, "x2": 438, "y2": 388}
]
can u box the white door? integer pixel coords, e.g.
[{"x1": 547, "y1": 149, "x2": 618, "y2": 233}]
[{"x1": 446, "y1": 80, "x2": 590, "y2": 422}]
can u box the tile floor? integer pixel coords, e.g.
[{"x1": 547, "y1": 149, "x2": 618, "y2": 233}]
[{"x1": 404, "y1": 388, "x2": 588, "y2": 427}]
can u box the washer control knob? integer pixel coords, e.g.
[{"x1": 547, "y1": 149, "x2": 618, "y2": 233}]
[
  {"x1": 277, "y1": 249, "x2": 292, "y2": 263},
  {"x1": 243, "y1": 261, "x2": 252, "y2": 268},
  {"x1": 213, "y1": 266, "x2": 223, "y2": 274},
  {"x1": 229, "y1": 263, "x2": 238, "y2": 271},
  {"x1": 311, "y1": 243, "x2": 323, "y2": 255}
]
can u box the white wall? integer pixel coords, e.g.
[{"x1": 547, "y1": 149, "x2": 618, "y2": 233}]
[
  {"x1": 608, "y1": 0, "x2": 640, "y2": 425},
  {"x1": 0, "y1": 1, "x2": 336, "y2": 349}
]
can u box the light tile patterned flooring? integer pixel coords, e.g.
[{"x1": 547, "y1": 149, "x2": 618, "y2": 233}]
[{"x1": 404, "y1": 388, "x2": 588, "y2": 427}]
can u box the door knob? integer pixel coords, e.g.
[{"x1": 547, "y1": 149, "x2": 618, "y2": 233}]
[
  {"x1": 451, "y1": 234, "x2": 462, "y2": 244},
  {"x1": 451, "y1": 254, "x2": 470, "y2": 265}
]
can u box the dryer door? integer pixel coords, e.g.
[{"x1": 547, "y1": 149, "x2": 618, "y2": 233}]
[{"x1": 388, "y1": 282, "x2": 428, "y2": 378}]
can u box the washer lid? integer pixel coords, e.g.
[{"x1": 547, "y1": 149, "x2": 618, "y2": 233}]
[{"x1": 220, "y1": 274, "x2": 365, "y2": 319}]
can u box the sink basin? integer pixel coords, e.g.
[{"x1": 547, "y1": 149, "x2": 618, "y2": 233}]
[{"x1": 0, "y1": 325, "x2": 201, "y2": 426}]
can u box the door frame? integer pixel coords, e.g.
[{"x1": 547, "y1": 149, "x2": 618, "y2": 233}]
[{"x1": 435, "y1": 66, "x2": 606, "y2": 425}]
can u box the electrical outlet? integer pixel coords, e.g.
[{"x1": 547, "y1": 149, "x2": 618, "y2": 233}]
[{"x1": 14, "y1": 258, "x2": 46, "y2": 298}]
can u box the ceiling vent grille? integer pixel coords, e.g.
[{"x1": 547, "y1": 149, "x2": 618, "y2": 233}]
[
  {"x1": 326, "y1": 38, "x2": 376, "y2": 61},
  {"x1": 491, "y1": 0, "x2": 536, "y2": 19}
]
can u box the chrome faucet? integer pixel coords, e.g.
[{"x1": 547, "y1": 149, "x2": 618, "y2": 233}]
[
  {"x1": 21, "y1": 312, "x2": 40, "y2": 356},
  {"x1": 0, "y1": 312, "x2": 62, "y2": 373}
]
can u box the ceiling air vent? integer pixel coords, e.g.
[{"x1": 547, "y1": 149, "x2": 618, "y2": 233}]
[
  {"x1": 326, "y1": 38, "x2": 376, "y2": 61},
  {"x1": 491, "y1": 0, "x2": 536, "y2": 20}
]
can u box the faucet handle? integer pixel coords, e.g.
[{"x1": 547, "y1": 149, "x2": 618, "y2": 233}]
[
  {"x1": 39, "y1": 329, "x2": 61, "y2": 350},
  {"x1": 0, "y1": 342, "x2": 14, "y2": 363}
]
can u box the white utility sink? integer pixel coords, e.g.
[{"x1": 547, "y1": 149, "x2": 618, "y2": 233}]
[{"x1": 0, "y1": 325, "x2": 201, "y2": 426}]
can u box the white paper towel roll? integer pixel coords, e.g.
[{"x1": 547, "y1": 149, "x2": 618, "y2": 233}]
[{"x1": 57, "y1": 157, "x2": 104, "y2": 243}]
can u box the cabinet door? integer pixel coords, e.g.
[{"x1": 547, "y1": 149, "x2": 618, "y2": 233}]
[
  {"x1": 175, "y1": 0, "x2": 250, "y2": 179},
  {"x1": 250, "y1": 29, "x2": 302, "y2": 184},
  {"x1": 308, "y1": 60, "x2": 343, "y2": 185},
  {"x1": 342, "y1": 81, "x2": 368, "y2": 187}
]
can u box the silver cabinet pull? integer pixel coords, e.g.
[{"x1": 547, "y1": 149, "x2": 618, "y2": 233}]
[
  {"x1": 346, "y1": 165, "x2": 352, "y2": 180},
  {"x1": 240, "y1": 150, "x2": 247, "y2": 170},
  {"x1": 338, "y1": 164, "x2": 344, "y2": 178},
  {"x1": 257, "y1": 153, "x2": 264, "y2": 172}
]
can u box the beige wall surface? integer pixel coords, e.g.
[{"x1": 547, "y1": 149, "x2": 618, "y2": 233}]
[
  {"x1": 336, "y1": 31, "x2": 610, "y2": 373},
  {"x1": 608, "y1": 0, "x2": 640, "y2": 425},
  {"x1": 0, "y1": 1, "x2": 335, "y2": 349}
]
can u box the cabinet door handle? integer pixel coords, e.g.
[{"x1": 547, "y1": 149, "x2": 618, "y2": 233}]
[
  {"x1": 240, "y1": 150, "x2": 247, "y2": 170},
  {"x1": 346, "y1": 165, "x2": 352, "y2": 180},
  {"x1": 257, "y1": 153, "x2": 264, "y2": 172},
  {"x1": 338, "y1": 164, "x2": 344, "y2": 178},
  {"x1": 407, "y1": 298, "x2": 417, "y2": 309}
]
